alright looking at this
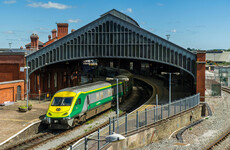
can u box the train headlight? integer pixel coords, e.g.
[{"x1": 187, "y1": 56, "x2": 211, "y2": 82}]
[{"x1": 48, "y1": 112, "x2": 52, "y2": 116}]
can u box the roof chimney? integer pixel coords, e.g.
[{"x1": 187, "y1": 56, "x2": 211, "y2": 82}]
[
  {"x1": 20, "y1": 46, "x2": 23, "y2": 49},
  {"x1": 52, "y1": 29, "x2": 57, "y2": 39},
  {"x1": 30, "y1": 33, "x2": 39, "y2": 50},
  {"x1": 57, "y1": 23, "x2": 68, "y2": 39},
  {"x1": 48, "y1": 35, "x2": 51, "y2": 41}
]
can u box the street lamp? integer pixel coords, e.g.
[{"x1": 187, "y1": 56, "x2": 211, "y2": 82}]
[
  {"x1": 161, "y1": 72, "x2": 180, "y2": 104},
  {"x1": 24, "y1": 62, "x2": 30, "y2": 111},
  {"x1": 106, "y1": 77, "x2": 129, "y2": 133},
  {"x1": 84, "y1": 132, "x2": 125, "y2": 150}
]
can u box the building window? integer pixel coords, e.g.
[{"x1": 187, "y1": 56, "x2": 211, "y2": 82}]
[
  {"x1": 48, "y1": 73, "x2": 51, "y2": 89},
  {"x1": 54, "y1": 72, "x2": 57, "y2": 88}
]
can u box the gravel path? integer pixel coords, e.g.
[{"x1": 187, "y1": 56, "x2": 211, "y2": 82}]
[{"x1": 137, "y1": 91, "x2": 230, "y2": 150}]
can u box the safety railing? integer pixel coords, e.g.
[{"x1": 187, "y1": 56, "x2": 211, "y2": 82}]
[{"x1": 71, "y1": 93, "x2": 200, "y2": 150}]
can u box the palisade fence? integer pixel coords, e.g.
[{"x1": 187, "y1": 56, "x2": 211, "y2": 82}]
[
  {"x1": 16, "y1": 93, "x2": 52, "y2": 102},
  {"x1": 71, "y1": 93, "x2": 200, "y2": 150}
]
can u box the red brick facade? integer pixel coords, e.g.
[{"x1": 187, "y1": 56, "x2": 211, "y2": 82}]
[
  {"x1": 0, "y1": 80, "x2": 24, "y2": 103},
  {"x1": 0, "y1": 54, "x2": 25, "y2": 82},
  {"x1": 29, "y1": 62, "x2": 81, "y2": 96},
  {"x1": 196, "y1": 52, "x2": 206, "y2": 102}
]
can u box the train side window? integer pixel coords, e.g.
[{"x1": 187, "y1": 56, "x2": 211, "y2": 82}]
[{"x1": 78, "y1": 98, "x2": 81, "y2": 105}]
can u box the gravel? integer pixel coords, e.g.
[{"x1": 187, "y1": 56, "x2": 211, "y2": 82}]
[{"x1": 137, "y1": 91, "x2": 230, "y2": 150}]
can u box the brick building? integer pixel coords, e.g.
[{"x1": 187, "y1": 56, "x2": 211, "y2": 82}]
[
  {"x1": 0, "y1": 49, "x2": 31, "y2": 103},
  {"x1": 25, "y1": 23, "x2": 72, "y2": 97}
]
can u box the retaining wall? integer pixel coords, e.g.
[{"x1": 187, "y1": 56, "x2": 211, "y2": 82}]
[{"x1": 104, "y1": 104, "x2": 202, "y2": 150}]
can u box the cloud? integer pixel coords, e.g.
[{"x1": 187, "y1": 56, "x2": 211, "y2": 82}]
[
  {"x1": 3, "y1": 31, "x2": 15, "y2": 34},
  {"x1": 68, "y1": 19, "x2": 81, "y2": 23},
  {"x1": 27, "y1": 1, "x2": 71, "y2": 10},
  {"x1": 171, "y1": 29, "x2": 176, "y2": 33},
  {"x1": 3, "y1": 0, "x2": 16, "y2": 4},
  {"x1": 156, "y1": 3, "x2": 164, "y2": 6},
  {"x1": 126, "y1": 8, "x2": 132, "y2": 13}
]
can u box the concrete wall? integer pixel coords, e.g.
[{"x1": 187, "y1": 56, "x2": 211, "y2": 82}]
[{"x1": 104, "y1": 105, "x2": 202, "y2": 150}]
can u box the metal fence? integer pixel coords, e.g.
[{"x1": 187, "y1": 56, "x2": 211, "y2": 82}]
[{"x1": 71, "y1": 93, "x2": 200, "y2": 150}]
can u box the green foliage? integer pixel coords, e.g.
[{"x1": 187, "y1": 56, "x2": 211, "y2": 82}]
[
  {"x1": 86, "y1": 120, "x2": 93, "y2": 125},
  {"x1": 19, "y1": 105, "x2": 27, "y2": 109},
  {"x1": 189, "y1": 128, "x2": 192, "y2": 130}
]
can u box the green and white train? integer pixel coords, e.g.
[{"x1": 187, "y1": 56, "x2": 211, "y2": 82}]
[{"x1": 43, "y1": 70, "x2": 133, "y2": 129}]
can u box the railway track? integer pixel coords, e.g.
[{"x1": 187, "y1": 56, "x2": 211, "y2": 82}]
[
  {"x1": 203, "y1": 86, "x2": 230, "y2": 150},
  {"x1": 4, "y1": 78, "x2": 151, "y2": 150}
]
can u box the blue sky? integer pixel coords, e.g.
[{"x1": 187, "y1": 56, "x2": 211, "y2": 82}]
[{"x1": 0, "y1": 0, "x2": 229, "y2": 50}]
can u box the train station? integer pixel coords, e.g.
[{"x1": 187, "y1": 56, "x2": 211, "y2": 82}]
[{"x1": 0, "y1": 6, "x2": 229, "y2": 150}]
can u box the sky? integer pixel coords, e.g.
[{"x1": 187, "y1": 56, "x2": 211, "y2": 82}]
[{"x1": 0, "y1": 0, "x2": 230, "y2": 50}]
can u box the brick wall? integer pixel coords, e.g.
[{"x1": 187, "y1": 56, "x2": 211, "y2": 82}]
[
  {"x1": 196, "y1": 52, "x2": 206, "y2": 102},
  {"x1": 0, "y1": 80, "x2": 24, "y2": 104},
  {"x1": 0, "y1": 55, "x2": 25, "y2": 82}
]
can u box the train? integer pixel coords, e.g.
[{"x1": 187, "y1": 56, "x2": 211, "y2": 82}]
[{"x1": 43, "y1": 69, "x2": 133, "y2": 129}]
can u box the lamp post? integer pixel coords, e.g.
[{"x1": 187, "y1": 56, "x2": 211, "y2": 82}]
[
  {"x1": 116, "y1": 78, "x2": 119, "y2": 133},
  {"x1": 161, "y1": 72, "x2": 180, "y2": 104},
  {"x1": 106, "y1": 77, "x2": 129, "y2": 133},
  {"x1": 25, "y1": 61, "x2": 30, "y2": 111}
]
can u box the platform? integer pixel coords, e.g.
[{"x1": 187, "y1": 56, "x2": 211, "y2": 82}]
[{"x1": 0, "y1": 100, "x2": 49, "y2": 144}]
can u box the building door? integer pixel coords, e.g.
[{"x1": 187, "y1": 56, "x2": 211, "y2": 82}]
[{"x1": 17, "y1": 86, "x2": 21, "y2": 100}]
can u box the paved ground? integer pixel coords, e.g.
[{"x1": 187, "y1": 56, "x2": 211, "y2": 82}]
[{"x1": 0, "y1": 100, "x2": 50, "y2": 143}]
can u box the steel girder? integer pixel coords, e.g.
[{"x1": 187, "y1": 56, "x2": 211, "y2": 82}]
[{"x1": 26, "y1": 13, "x2": 196, "y2": 78}]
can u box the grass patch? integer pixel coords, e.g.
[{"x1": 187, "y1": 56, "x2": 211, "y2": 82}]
[
  {"x1": 189, "y1": 128, "x2": 192, "y2": 130},
  {"x1": 86, "y1": 120, "x2": 94, "y2": 125},
  {"x1": 84, "y1": 129, "x2": 88, "y2": 133}
]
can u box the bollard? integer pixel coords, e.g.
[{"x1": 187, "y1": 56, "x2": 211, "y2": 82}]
[
  {"x1": 125, "y1": 113, "x2": 128, "y2": 135},
  {"x1": 154, "y1": 106, "x2": 156, "y2": 122},
  {"x1": 180, "y1": 100, "x2": 182, "y2": 112},
  {"x1": 136, "y1": 111, "x2": 139, "y2": 129}
]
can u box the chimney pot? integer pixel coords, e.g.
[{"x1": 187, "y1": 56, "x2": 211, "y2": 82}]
[
  {"x1": 52, "y1": 29, "x2": 57, "y2": 39},
  {"x1": 48, "y1": 35, "x2": 51, "y2": 41}
]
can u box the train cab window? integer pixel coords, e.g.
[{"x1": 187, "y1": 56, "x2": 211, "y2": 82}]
[{"x1": 52, "y1": 97, "x2": 73, "y2": 106}]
